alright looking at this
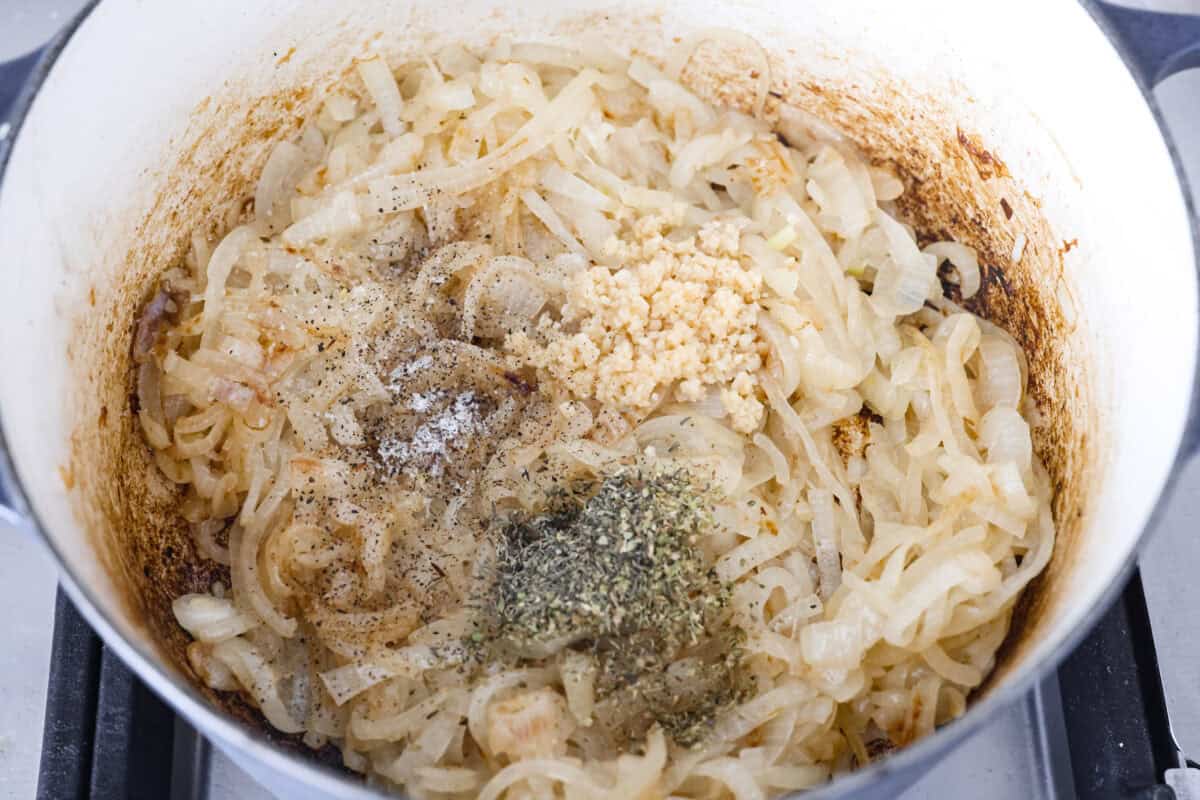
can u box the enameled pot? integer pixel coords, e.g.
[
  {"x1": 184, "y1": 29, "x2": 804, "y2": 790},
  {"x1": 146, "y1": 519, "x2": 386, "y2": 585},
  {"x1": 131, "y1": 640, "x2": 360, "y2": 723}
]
[{"x1": 2, "y1": 1, "x2": 1198, "y2": 796}]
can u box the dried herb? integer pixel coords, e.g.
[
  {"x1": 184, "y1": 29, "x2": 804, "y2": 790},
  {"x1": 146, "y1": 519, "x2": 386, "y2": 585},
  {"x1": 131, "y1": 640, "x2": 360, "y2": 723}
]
[
  {"x1": 470, "y1": 468, "x2": 749, "y2": 747},
  {"x1": 589, "y1": 628, "x2": 751, "y2": 747}
]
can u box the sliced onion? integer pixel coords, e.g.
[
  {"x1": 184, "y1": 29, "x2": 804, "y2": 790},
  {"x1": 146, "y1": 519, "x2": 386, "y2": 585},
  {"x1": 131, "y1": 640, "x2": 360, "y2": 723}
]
[
  {"x1": 559, "y1": 651, "x2": 597, "y2": 727},
  {"x1": 670, "y1": 129, "x2": 750, "y2": 189},
  {"x1": 810, "y1": 488, "x2": 841, "y2": 601},
  {"x1": 520, "y1": 190, "x2": 585, "y2": 254},
  {"x1": 979, "y1": 406, "x2": 1033, "y2": 471},
  {"x1": 891, "y1": 347, "x2": 924, "y2": 386},
  {"x1": 635, "y1": 414, "x2": 745, "y2": 456},
  {"x1": 706, "y1": 682, "x2": 814, "y2": 753},
  {"x1": 745, "y1": 233, "x2": 799, "y2": 298},
  {"x1": 200, "y1": 226, "x2": 257, "y2": 348},
  {"x1": 462, "y1": 256, "x2": 549, "y2": 339},
  {"x1": 539, "y1": 163, "x2": 615, "y2": 210},
  {"x1": 685, "y1": 387, "x2": 728, "y2": 419},
  {"x1": 212, "y1": 638, "x2": 305, "y2": 733},
  {"x1": 376, "y1": 132, "x2": 424, "y2": 175},
  {"x1": 977, "y1": 335, "x2": 1023, "y2": 409},
  {"x1": 770, "y1": 594, "x2": 823, "y2": 634},
  {"x1": 137, "y1": 362, "x2": 171, "y2": 449},
  {"x1": 766, "y1": 224, "x2": 798, "y2": 251},
  {"x1": 870, "y1": 167, "x2": 905, "y2": 202},
  {"x1": 973, "y1": 501, "x2": 1029, "y2": 538},
  {"x1": 752, "y1": 432, "x2": 791, "y2": 491},
  {"x1": 510, "y1": 40, "x2": 627, "y2": 73},
  {"x1": 324, "y1": 93, "x2": 358, "y2": 122},
  {"x1": 777, "y1": 102, "x2": 845, "y2": 147},
  {"x1": 414, "y1": 240, "x2": 491, "y2": 298},
  {"x1": 758, "y1": 311, "x2": 802, "y2": 398},
  {"x1": 923, "y1": 643, "x2": 983, "y2": 687},
  {"x1": 229, "y1": 521, "x2": 297, "y2": 637},
  {"x1": 255, "y1": 141, "x2": 306, "y2": 232},
  {"x1": 478, "y1": 61, "x2": 548, "y2": 114},
  {"x1": 368, "y1": 70, "x2": 601, "y2": 210},
  {"x1": 693, "y1": 758, "x2": 766, "y2": 800},
  {"x1": 190, "y1": 459, "x2": 220, "y2": 500},
  {"x1": 871, "y1": 211, "x2": 937, "y2": 316},
  {"x1": 626, "y1": 55, "x2": 669, "y2": 89},
  {"x1": 282, "y1": 191, "x2": 363, "y2": 248},
  {"x1": 612, "y1": 727, "x2": 668, "y2": 798},
  {"x1": 357, "y1": 57, "x2": 405, "y2": 138},
  {"x1": 925, "y1": 241, "x2": 981, "y2": 299},
  {"x1": 191, "y1": 518, "x2": 231, "y2": 565},
  {"x1": 546, "y1": 439, "x2": 633, "y2": 473},
  {"x1": 415, "y1": 768, "x2": 481, "y2": 795},
  {"x1": 989, "y1": 461, "x2": 1038, "y2": 522},
  {"x1": 477, "y1": 759, "x2": 606, "y2": 800},
  {"x1": 807, "y1": 146, "x2": 870, "y2": 240},
  {"x1": 427, "y1": 78, "x2": 475, "y2": 113},
  {"x1": 640, "y1": 78, "x2": 718, "y2": 129},
  {"x1": 626, "y1": 57, "x2": 688, "y2": 114},
  {"x1": 466, "y1": 669, "x2": 554, "y2": 755},
  {"x1": 319, "y1": 646, "x2": 444, "y2": 705},
  {"x1": 762, "y1": 377, "x2": 856, "y2": 520},
  {"x1": 174, "y1": 594, "x2": 259, "y2": 642},
  {"x1": 716, "y1": 526, "x2": 800, "y2": 583},
  {"x1": 551, "y1": 196, "x2": 617, "y2": 260},
  {"x1": 884, "y1": 554, "x2": 997, "y2": 646},
  {"x1": 413, "y1": 709, "x2": 464, "y2": 764},
  {"x1": 187, "y1": 642, "x2": 239, "y2": 691},
  {"x1": 800, "y1": 618, "x2": 867, "y2": 671},
  {"x1": 938, "y1": 313, "x2": 981, "y2": 422}
]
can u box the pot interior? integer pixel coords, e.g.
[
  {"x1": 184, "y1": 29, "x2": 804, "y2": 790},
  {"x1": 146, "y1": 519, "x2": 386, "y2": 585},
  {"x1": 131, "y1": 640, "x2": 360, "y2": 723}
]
[{"x1": 0, "y1": 0, "x2": 1194, "y2": 789}]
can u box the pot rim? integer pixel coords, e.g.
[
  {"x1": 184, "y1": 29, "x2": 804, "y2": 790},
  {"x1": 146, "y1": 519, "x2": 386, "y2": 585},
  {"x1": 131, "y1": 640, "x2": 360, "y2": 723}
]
[{"x1": 0, "y1": 1, "x2": 1194, "y2": 797}]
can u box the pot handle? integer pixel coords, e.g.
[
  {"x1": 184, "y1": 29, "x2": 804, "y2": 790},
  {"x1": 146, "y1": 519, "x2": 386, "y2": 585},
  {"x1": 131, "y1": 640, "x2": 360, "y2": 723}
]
[
  {"x1": 0, "y1": 445, "x2": 31, "y2": 532},
  {"x1": 0, "y1": 50, "x2": 42, "y2": 534},
  {"x1": 0, "y1": 53, "x2": 36, "y2": 534},
  {"x1": 1091, "y1": 1, "x2": 1200, "y2": 87}
]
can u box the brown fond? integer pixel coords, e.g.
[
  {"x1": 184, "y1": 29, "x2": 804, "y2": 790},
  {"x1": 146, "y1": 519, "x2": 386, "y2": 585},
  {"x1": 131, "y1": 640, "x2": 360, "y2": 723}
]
[{"x1": 62, "y1": 35, "x2": 1091, "y2": 769}]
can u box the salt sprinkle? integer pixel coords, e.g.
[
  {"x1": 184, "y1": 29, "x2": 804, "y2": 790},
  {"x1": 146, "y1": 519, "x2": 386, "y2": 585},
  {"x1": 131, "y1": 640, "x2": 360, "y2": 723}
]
[
  {"x1": 377, "y1": 391, "x2": 483, "y2": 476},
  {"x1": 407, "y1": 390, "x2": 445, "y2": 413},
  {"x1": 386, "y1": 355, "x2": 434, "y2": 393}
]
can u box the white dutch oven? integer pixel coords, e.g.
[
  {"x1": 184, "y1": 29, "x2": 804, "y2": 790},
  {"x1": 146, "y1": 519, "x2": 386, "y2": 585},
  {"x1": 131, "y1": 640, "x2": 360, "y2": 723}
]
[{"x1": 1, "y1": 1, "x2": 1198, "y2": 797}]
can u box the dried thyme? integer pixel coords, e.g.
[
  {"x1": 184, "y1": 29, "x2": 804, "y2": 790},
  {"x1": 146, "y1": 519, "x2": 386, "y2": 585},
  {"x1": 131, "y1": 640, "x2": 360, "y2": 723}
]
[{"x1": 469, "y1": 468, "x2": 750, "y2": 747}]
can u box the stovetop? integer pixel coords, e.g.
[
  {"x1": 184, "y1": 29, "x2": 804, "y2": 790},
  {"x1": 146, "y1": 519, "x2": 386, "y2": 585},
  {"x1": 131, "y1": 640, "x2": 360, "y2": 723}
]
[{"x1": 7, "y1": 3, "x2": 1200, "y2": 799}]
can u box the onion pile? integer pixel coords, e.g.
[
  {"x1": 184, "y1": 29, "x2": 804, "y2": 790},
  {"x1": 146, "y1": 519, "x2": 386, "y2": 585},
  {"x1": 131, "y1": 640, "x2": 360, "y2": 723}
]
[{"x1": 134, "y1": 33, "x2": 1054, "y2": 800}]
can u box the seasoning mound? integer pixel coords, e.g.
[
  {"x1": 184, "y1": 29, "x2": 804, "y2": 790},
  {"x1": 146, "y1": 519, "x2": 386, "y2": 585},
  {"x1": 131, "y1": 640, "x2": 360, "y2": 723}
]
[
  {"x1": 473, "y1": 469, "x2": 748, "y2": 746},
  {"x1": 507, "y1": 213, "x2": 767, "y2": 432}
]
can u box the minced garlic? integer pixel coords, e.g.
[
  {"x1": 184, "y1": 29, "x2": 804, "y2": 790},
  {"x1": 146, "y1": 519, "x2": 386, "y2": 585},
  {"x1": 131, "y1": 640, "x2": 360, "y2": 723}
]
[
  {"x1": 508, "y1": 213, "x2": 768, "y2": 431},
  {"x1": 721, "y1": 372, "x2": 765, "y2": 435}
]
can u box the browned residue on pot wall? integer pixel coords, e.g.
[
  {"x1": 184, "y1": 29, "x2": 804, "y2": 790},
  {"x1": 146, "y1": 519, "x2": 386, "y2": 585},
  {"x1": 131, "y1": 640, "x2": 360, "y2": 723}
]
[
  {"x1": 64, "y1": 28, "x2": 1093, "y2": 750},
  {"x1": 64, "y1": 83, "x2": 326, "y2": 735}
]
